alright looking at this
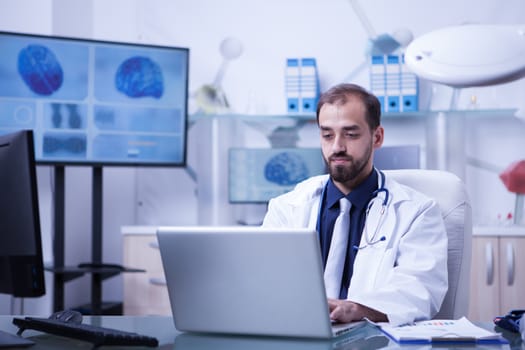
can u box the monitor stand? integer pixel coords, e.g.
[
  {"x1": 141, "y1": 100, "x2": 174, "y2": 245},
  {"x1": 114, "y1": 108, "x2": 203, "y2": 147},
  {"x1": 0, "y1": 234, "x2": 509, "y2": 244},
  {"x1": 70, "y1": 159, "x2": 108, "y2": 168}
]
[{"x1": 48, "y1": 166, "x2": 143, "y2": 315}]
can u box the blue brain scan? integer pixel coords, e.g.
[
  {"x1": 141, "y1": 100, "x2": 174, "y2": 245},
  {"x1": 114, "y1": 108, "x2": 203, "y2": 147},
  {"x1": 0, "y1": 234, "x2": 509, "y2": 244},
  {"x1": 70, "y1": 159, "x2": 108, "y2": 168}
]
[
  {"x1": 115, "y1": 56, "x2": 164, "y2": 99},
  {"x1": 18, "y1": 44, "x2": 64, "y2": 96},
  {"x1": 264, "y1": 151, "x2": 309, "y2": 186}
]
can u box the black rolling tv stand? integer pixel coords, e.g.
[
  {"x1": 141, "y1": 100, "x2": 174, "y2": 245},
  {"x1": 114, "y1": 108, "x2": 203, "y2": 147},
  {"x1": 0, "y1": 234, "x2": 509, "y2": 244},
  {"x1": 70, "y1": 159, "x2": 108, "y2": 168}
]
[{"x1": 46, "y1": 165, "x2": 144, "y2": 315}]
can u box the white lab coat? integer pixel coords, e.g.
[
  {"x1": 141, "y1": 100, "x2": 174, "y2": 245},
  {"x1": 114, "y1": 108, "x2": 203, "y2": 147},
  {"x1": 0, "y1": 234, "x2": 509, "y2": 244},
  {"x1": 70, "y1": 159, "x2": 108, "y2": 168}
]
[{"x1": 262, "y1": 173, "x2": 448, "y2": 326}]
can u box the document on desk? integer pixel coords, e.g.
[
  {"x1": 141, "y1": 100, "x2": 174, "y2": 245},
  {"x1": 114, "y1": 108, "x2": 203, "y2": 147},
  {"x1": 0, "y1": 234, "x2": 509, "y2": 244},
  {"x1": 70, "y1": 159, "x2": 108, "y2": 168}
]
[{"x1": 375, "y1": 317, "x2": 508, "y2": 344}]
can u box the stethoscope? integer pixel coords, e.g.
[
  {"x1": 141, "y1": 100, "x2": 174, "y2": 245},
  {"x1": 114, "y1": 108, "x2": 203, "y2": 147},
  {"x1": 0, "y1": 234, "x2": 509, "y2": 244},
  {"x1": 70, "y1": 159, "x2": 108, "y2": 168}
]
[{"x1": 316, "y1": 169, "x2": 390, "y2": 251}]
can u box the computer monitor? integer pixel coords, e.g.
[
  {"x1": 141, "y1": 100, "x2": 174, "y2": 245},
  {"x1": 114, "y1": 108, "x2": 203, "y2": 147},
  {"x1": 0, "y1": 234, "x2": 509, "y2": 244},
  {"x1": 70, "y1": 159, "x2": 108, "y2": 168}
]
[
  {"x1": 229, "y1": 148, "x2": 327, "y2": 203},
  {"x1": 0, "y1": 130, "x2": 45, "y2": 297},
  {"x1": 0, "y1": 31, "x2": 189, "y2": 166},
  {"x1": 229, "y1": 145, "x2": 420, "y2": 204},
  {"x1": 373, "y1": 145, "x2": 421, "y2": 170}
]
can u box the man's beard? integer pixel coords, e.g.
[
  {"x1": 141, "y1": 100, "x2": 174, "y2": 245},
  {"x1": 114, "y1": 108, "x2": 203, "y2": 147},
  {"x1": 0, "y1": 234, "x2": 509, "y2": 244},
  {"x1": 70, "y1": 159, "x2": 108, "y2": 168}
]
[{"x1": 325, "y1": 143, "x2": 373, "y2": 184}]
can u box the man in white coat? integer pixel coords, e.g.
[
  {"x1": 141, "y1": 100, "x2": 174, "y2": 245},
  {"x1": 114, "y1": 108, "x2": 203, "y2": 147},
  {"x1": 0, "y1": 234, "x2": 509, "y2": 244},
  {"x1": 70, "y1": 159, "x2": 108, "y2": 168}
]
[{"x1": 262, "y1": 83, "x2": 448, "y2": 326}]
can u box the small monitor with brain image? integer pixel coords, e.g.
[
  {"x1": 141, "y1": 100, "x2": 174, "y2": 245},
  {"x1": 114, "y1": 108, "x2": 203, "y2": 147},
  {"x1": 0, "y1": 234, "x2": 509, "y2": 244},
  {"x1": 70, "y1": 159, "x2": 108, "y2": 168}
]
[
  {"x1": 229, "y1": 148, "x2": 327, "y2": 203},
  {"x1": 228, "y1": 145, "x2": 421, "y2": 204}
]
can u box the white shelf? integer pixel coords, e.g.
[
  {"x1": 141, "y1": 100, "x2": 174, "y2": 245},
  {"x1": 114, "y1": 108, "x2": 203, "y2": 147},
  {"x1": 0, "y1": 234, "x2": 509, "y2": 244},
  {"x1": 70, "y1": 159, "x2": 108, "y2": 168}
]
[{"x1": 189, "y1": 108, "x2": 518, "y2": 122}]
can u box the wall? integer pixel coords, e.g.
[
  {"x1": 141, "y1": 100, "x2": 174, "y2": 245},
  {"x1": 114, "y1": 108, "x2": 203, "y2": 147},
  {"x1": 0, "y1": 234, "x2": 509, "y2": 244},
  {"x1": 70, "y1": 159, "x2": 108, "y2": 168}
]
[
  {"x1": 103, "y1": 0, "x2": 524, "y2": 225},
  {"x1": 1, "y1": 0, "x2": 524, "y2": 313},
  {"x1": 0, "y1": 0, "x2": 55, "y2": 315}
]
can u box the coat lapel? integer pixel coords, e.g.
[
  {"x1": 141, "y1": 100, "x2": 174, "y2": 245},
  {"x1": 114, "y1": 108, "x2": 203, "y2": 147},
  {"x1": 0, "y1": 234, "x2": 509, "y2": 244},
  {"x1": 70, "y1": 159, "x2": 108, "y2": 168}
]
[{"x1": 349, "y1": 177, "x2": 409, "y2": 292}]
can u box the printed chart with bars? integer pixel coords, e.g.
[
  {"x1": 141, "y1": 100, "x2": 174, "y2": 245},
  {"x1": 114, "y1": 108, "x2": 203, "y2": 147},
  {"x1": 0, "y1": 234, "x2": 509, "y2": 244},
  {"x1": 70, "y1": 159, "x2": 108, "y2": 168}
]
[
  {"x1": 369, "y1": 54, "x2": 418, "y2": 113},
  {"x1": 285, "y1": 58, "x2": 320, "y2": 114}
]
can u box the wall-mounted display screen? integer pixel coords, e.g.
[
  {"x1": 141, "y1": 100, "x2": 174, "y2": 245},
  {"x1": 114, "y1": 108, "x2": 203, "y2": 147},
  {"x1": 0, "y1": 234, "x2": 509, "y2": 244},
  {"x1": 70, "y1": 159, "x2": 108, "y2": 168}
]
[
  {"x1": 229, "y1": 148, "x2": 327, "y2": 203},
  {"x1": 374, "y1": 145, "x2": 420, "y2": 170},
  {"x1": 0, "y1": 31, "x2": 189, "y2": 166},
  {"x1": 229, "y1": 145, "x2": 421, "y2": 204}
]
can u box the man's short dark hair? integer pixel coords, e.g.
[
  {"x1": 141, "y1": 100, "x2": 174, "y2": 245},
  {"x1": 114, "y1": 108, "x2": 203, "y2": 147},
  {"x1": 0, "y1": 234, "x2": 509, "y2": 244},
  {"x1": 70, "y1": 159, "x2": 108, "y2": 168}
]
[{"x1": 316, "y1": 83, "x2": 381, "y2": 130}]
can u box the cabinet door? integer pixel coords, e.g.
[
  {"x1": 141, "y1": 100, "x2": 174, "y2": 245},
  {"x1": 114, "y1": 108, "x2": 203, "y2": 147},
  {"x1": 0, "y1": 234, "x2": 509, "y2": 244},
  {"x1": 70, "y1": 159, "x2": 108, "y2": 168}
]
[
  {"x1": 468, "y1": 237, "x2": 500, "y2": 321},
  {"x1": 499, "y1": 237, "x2": 525, "y2": 314},
  {"x1": 123, "y1": 234, "x2": 171, "y2": 315}
]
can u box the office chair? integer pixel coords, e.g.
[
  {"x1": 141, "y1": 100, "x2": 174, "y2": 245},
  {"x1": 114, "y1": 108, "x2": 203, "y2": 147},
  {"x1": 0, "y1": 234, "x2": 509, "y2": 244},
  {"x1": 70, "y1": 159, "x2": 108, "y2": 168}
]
[{"x1": 384, "y1": 169, "x2": 472, "y2": 319}]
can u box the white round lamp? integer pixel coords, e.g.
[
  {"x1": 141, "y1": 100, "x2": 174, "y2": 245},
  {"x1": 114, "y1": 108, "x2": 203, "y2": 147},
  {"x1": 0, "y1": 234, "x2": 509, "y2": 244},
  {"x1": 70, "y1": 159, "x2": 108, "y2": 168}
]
[{"x1": 405, "y1": 24, "x2": 525, "y2": 88}]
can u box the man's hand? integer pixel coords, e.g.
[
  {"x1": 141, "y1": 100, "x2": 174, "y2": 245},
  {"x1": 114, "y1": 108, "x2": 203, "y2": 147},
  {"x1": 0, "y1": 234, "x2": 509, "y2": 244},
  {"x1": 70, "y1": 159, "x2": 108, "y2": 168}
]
[{"x1": 327, "y1": 299, "x2": 388, "y2": 323}]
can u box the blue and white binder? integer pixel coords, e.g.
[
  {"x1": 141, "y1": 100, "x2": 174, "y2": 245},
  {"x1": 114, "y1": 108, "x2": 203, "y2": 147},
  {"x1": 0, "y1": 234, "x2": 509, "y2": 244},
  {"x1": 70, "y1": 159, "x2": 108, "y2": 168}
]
[
  {"x1": 285, "y1": 59, "x2": 301, "y2": 113},
  {"x1": 400, "y1": 55, "x2": 418, "y2": 112},
  {"x1": 370, "y1": 55, "x2": 386, "y2": 111},
  {"x1": 370, "y1": 53, "x2": 418, "y2": 113},
  {"x1": 385, "y1": 55, "x2": 401, "y2": 112},
  {"x1": 285, "y1": 58, "x2": 320, "y2": 113},
  {"x1": 299, "y1": 58, "x2": 320, "y2": 113}
]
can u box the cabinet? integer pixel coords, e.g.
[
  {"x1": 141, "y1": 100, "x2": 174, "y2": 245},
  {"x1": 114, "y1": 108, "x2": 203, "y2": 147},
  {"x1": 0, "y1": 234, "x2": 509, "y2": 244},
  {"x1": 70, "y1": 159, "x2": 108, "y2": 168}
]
[
  {"x1": 122, "y1": 227, "x2": 171, "y2": 315},
  {"x1": 468, "y1": 226, "x2": 525, "y2": 321}
]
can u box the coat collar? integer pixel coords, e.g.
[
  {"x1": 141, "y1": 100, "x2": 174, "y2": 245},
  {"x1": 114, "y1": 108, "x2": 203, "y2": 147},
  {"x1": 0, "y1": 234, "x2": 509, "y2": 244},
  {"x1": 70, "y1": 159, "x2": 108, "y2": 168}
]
[{"x1": 288, "y1": 170, "x2": 413, "y2": 207}]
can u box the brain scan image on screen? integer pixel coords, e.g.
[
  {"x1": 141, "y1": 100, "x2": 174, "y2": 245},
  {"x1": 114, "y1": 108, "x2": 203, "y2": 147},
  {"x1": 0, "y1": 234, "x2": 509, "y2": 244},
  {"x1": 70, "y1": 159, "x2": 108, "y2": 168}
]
[
  {"x1": 229, "y1": 148, "x2": 326, "y2": 203},
  {"x1": 115, "y1": 56, "x2": 164, "y2": 99},
  {"x1": 1, "y1": 31, "x2": 189, "y2": 165},
  {"x1": 264, "y1": 151, "x2": 310, "y2": 186},
  {"x1": 17, "y1": 44, "x2": 64, "y2": 96},
  {"x1": 42, "y1": 133, "x2": 87, "y2": 158},
  {"x1": 47, "y1": 103, "x2": 86, "y2": 130}
]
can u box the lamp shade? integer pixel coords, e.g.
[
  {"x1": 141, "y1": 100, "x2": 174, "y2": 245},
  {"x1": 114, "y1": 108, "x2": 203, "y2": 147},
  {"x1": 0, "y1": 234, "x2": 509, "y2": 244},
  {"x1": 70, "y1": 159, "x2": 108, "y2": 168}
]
[{"x1": 405, "y1": 24, "x2": 525, "y2": 87}]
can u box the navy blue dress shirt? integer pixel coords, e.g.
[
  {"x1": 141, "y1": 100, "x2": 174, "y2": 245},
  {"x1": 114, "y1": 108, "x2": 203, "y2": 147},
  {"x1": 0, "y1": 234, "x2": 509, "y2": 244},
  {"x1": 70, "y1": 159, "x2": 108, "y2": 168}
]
[{"x1": 319, "y1": 170, "x2": 378, "y2": 299}]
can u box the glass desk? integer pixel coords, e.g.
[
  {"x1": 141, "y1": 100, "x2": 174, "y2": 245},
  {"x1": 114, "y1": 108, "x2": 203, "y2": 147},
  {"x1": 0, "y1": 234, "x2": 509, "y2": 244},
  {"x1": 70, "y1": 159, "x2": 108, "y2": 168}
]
[{"x1": 0, "y1": 315, "x2": 522, "y2": 349}]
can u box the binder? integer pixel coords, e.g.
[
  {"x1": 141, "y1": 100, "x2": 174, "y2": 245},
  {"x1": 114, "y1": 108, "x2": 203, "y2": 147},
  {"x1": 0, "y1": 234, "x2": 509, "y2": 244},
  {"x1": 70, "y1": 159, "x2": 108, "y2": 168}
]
[
  {"x1": 370, "y1": 55, "x2": 386, "y2": 111},
  {"x1": 369, "y1": 53, "x2": 418, "y2": 113},
  {"x1": 400, "y1": 54, "x2": 418, "y2": 111},
  {"x1": 285, "y1": 58, "x2": 320, "y2": 113},
  {"x1": 299, "y1": 58, "x2": 320, "y2": 113},
  {"x1": 285, "y1": 58, "x2": 300, "y2": 113},
  {"x1": 385, "y1": 55, "x2": 401, "y2": 113}
]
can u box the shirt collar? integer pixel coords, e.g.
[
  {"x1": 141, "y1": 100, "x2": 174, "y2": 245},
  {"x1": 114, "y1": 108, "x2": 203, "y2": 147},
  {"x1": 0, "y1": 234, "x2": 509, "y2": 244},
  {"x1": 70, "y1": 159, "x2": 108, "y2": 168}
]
[{"x1": 326, "y1": 169, "x2": 378, "y2": 210}]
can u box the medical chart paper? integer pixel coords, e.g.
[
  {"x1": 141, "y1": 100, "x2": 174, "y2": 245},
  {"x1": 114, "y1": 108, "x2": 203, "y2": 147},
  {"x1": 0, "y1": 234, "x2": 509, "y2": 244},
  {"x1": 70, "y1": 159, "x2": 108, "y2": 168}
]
[{"x1": 376, "y1": 317, "x2": 508, "y2": 344}]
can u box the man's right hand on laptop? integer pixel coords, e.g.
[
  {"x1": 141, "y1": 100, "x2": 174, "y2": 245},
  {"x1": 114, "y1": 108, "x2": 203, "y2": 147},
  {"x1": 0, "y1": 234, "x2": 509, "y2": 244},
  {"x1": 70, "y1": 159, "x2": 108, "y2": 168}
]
[{"x1": 328, "y1": 299, "x2": 388, "y2": 323}]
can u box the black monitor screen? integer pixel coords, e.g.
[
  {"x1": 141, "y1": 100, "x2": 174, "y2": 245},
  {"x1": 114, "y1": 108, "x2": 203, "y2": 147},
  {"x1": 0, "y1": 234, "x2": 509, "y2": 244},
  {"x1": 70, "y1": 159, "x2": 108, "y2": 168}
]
[
  {"x1": 0, "y1": 130, "x2": 45, "y2": 297},
  {"x1": 0, "y1": 31, "x2": 189, "y2": 166}
]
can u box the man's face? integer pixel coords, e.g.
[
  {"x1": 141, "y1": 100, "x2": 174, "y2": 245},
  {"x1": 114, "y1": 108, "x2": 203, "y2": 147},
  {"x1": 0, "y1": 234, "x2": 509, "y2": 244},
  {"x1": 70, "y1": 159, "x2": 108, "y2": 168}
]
[{"x1": 318, "y1": 96, "x2": 383, "y2": 194}]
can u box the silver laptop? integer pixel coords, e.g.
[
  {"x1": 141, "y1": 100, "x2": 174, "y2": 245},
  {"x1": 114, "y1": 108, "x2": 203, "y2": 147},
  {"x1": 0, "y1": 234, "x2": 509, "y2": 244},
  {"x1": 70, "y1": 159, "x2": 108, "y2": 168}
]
[
  {"x1": 156, "y1": 226, "x2": 365, "y2": 339},
  {"x1": 173, "y1": 327, "x2": 382, "y2": 350}
]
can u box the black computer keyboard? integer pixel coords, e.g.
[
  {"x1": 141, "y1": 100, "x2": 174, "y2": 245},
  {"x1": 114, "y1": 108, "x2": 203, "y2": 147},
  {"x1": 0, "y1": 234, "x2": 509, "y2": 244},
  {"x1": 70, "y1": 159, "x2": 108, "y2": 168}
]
[{"x1": 13, "y1": 316, "x2": 159, "y2": 348}]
